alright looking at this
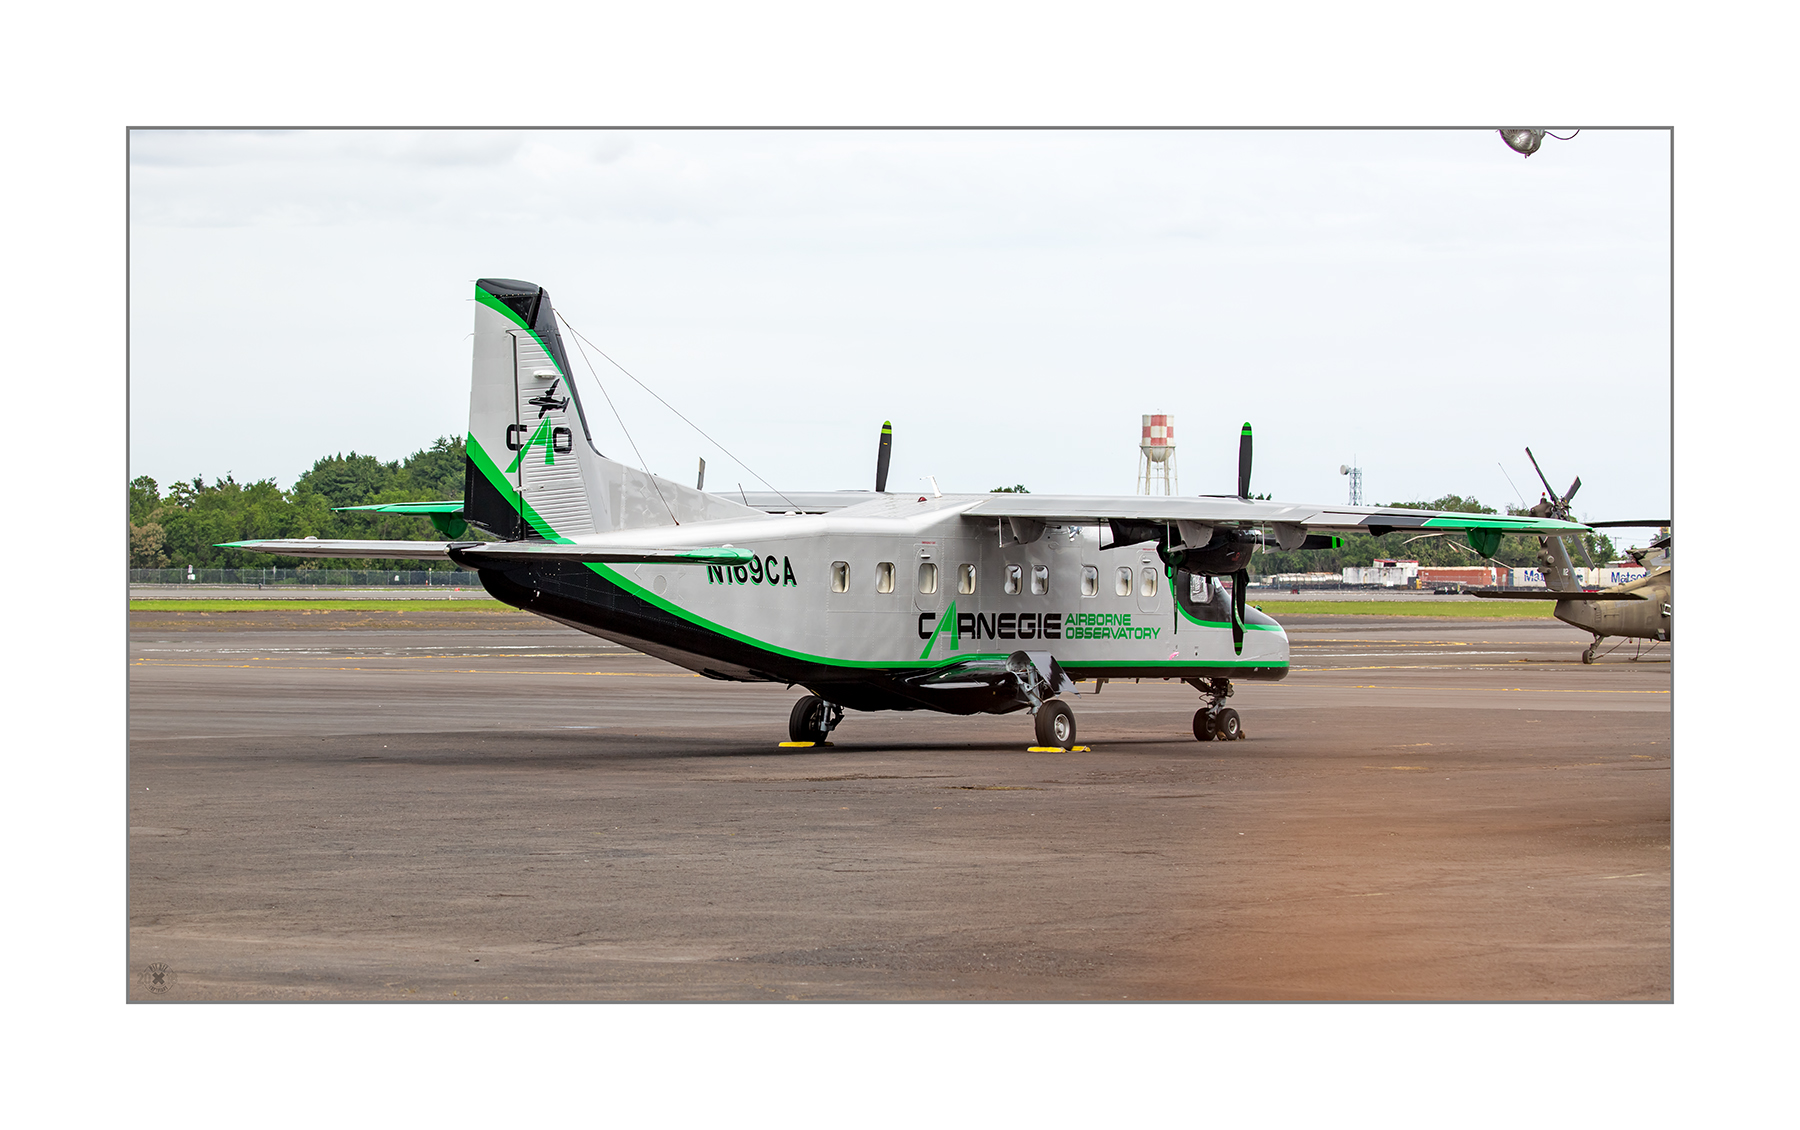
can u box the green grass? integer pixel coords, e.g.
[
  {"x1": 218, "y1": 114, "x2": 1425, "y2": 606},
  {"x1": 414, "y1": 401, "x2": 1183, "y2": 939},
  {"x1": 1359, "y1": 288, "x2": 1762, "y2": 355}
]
[
  {"x1": 1252, "y1": 600, "x2": 1555, "y2": 618},
  {"x1": 130, "y1": 600, "x2": 510, "y2": 612}
]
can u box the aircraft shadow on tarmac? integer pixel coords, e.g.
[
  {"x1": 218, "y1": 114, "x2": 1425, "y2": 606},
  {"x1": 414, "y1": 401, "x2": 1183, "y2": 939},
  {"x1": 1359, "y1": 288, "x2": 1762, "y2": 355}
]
[{"x1": 217, "y1": 730, "x2": 1234, "y2": 768}]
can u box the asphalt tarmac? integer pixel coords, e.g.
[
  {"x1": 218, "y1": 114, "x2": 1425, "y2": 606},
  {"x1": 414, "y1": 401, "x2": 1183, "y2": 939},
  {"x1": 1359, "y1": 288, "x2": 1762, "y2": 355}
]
[{"x1": 128, "y1": 607, "x2": 1671, "y2": 1001}]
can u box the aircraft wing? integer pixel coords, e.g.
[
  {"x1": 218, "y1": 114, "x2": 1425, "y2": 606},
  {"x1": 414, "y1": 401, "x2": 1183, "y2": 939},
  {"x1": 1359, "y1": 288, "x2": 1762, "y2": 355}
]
[
  {"x1": 219, "y1": 538, "x2": 754, "y2": 566},
  {"x1": 735, "y1": 491, "x2": 872, "y2": 513},
  {"x1": 961, "y1": 495, "x2": 1588, "y2": 536}
]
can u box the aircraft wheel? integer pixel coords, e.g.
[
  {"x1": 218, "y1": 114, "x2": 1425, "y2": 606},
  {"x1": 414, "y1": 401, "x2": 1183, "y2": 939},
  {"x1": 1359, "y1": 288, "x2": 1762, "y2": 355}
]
[
  {"x1": 788, "y1": 695, "x2": 829, "y2": 743},
  {"x1": 1035, "y1": 700, "x2": 1076, "y2": 747},
  {"x1": 1193, "y1": 709, "x2": 1217, "y2": 742},
  {"x1": 1215, "y1": 708, "x2": 1242, "y2": 742},
  {"x1": 1581, "y1": 644, "x2": 1597, "y2": 665}
]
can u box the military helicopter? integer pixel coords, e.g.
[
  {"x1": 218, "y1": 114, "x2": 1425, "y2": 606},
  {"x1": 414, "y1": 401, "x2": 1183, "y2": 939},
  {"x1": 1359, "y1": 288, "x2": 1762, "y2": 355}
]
[
  {"x1": 1470, "y1": 449, "x2": 1671, "y2": 663},
  {"x1": 225, "y1": 279, "x2": 1590, "y2": 746}
]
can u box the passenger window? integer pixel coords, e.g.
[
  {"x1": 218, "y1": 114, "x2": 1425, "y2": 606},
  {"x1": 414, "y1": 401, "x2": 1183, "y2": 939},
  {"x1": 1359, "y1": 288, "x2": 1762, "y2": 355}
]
[
  {"x1": 1115, "y1": 567, "x2": 1133, "y2": 597},
  {"x1": 876, "y1": 561, "x2": 895, "y2": 593},
  {"x1": 1031, "y1": 564, "x2": 1049, "y2": 595},
  {"x1": 918, "y1": 562, "x2": 938, "y2": 594},
  {"x1": 831, "y1": 561, "x2": 849, "y2": 593},
  {"x1": 1004, "y1": 564, "x2": 1023, "y2": 595},
  {"x1": 958, "y1": 563, "x2": 976, "y2": 594},
  {"x1": 1140, "y1": 567, "x2": 1158, "y2": 597},
  {"x1": 1082, "y1": 565, "x2": 1099, "y2": 597}
]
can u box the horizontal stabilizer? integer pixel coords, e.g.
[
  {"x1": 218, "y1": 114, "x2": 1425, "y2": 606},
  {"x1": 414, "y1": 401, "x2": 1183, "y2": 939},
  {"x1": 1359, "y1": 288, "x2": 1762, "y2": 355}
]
[
  {"x1": 452, "y1": 543, "x2": 753, "y2": 566},
  {"x1": 332, "y1": 501, "x2": 469, "y2": 537},
  {"x1": 218, "y1": 539, "x2": 456, "y2": 560},
  {"x1": 1468, "y1": 588, "x2": 1648, "y2": 601},
  {"x1": 219, "y1": 538, "x2": 754, "y2": 567},
  {"x1": 333, "y1": 501, "x2": 464, "y2": 515}
]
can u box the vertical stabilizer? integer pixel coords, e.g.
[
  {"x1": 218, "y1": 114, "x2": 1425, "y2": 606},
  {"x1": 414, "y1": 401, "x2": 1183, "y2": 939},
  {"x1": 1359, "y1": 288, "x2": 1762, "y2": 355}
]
[
  {"x1": 464, "y1": 278, "x2": 764, "y2": 541},
  {"x1": 466, "y1": 279, "x2": 596, "y2": 541}
]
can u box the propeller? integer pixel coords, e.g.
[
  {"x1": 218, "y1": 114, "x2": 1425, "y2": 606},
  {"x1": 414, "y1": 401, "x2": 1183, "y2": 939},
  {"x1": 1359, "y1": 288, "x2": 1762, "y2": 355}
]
[
  {"x1": 1231, "y1": 568, "x2": 1248, "y2": 655},
  {"x1": 1232, "y1": 423, "x2": 1252, "y2": 652},
  {"x1": 1237, "y1": 422, "x2": 1253, "y2": 500},
  {"x1": 1524, "y1": 446, "x2": 1595, "y2": 571},
  {"x1": 875, "y1": 421, "x2": 892, "y2": 493}
]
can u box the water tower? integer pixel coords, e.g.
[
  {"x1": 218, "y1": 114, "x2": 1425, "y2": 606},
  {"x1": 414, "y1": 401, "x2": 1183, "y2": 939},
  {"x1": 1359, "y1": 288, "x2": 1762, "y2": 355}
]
[{"x1": 1137, "y1": 414, "x2": 1178, "y2": 494}]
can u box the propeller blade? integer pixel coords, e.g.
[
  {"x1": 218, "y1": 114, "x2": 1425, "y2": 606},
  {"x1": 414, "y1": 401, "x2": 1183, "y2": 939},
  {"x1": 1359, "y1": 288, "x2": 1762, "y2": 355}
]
[
  {"x1": 1237, "y1": 423, "x2": 1253, "y2": 500},
  {"x1": 874, "y1": 421, "x2": 892, "y2": 493},
  {"x1": 1231, "y1": 568, "x2": 1247, "y2": 655},
  {"x1": 1564, "y1": 476, "x2": 1581, "y2": 505}
]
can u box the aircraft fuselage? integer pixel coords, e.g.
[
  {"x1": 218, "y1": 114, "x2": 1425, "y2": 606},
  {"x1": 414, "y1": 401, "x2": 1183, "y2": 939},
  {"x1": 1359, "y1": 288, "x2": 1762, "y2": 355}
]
[{"x1": 461, "y1": 494, "x2": 1288, "y2": 715}]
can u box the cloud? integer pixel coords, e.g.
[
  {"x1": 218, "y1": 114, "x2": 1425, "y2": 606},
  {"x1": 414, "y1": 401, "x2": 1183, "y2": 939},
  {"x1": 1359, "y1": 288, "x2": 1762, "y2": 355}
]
[{"x1": 127, "y1": 129, "x2": 1670, "y2": 519}]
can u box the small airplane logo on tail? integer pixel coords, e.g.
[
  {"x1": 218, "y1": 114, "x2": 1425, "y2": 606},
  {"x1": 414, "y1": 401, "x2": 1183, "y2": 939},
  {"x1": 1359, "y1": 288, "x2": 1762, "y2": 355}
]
[{"x1": 528, "y1": 379, "x2": 570, "y2": 418}]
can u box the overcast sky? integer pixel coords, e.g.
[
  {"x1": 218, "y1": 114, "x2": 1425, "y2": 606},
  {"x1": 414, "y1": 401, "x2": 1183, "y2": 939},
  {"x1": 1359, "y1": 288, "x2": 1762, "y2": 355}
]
[{"x1": 130, "y1": 128, "x2": 1669, "y2": 526}]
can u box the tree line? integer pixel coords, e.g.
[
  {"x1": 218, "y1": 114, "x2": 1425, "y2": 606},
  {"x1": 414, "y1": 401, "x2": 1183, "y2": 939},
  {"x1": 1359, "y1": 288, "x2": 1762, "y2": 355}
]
[
  {"x1": 129, "y1": 437, "x2": 476, "y2": 570},
  {"x1": 130, "y1": 442, "x2": 1616, "y2": 574}
]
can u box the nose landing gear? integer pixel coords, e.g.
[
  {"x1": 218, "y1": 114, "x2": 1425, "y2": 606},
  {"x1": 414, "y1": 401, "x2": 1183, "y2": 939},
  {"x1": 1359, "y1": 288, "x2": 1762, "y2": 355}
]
[{"x1": 1187, "y1": 677, "x2": 1245, "y2": 742}]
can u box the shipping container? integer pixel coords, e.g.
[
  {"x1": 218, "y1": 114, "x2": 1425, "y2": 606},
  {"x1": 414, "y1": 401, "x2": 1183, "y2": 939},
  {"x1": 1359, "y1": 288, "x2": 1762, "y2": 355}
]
[{"x1": 1417, "y1": 566, "x2": 1504, "y2": 586}]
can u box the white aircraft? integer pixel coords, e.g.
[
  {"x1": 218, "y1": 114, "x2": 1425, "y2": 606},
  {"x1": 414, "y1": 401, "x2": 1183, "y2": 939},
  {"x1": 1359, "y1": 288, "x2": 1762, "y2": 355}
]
[{"x1": 227, "y1": 279, "x2": 1589, "y2": 748}]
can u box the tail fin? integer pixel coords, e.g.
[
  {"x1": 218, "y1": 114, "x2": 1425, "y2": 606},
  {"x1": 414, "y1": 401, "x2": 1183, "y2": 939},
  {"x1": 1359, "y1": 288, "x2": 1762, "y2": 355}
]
[{"x1": 464, "y1": 279, "x2": 760, "y2": 541}]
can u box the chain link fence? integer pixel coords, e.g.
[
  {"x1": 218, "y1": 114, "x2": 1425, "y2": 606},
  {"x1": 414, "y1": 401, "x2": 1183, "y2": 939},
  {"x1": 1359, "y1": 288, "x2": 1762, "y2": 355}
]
[{"x1": 131, "y1": 568, "x2": 484, "y2": 587}]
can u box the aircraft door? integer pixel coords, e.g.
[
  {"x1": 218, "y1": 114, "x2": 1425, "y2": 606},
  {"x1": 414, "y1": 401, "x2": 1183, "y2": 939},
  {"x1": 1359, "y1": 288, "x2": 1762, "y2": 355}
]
[
  {"x1": 1134, "y1": 549, "x2": 1163, "y2": 615},
  {"x1": 913, "y1": 541, "x2": 945, "y2": 616}
]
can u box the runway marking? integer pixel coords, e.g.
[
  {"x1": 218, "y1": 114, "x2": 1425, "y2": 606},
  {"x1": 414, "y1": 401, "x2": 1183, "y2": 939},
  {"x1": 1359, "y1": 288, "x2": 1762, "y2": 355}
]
[
  {"x1": 1299, "y1": 663, "x2": 1668, "y2": 675},
  {"x1": 1343, "y1": 684, "x2": 1667, "y2": 694},
  {"x1": 1292, "y1": 640, "x2": 1472, "y2": 647},
  {"x1": 1301, "y1": 651, "x2": 1526, "y2": 658}
]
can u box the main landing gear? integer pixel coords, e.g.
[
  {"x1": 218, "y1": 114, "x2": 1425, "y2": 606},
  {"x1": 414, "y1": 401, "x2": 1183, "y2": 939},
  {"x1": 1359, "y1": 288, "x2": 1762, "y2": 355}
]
[
  {"x1": 1034, "y1": 700, "x2": 1077, "y2": 747},
  {"x1": 788, "y1": 695, "x2": 844, "y2": 744},
  {"x1": 1188, "y1": 677, "x2": 1244, "y2": 742},
  {"x1": 1581, "y1": 635, "x2": 1604, "y2": 664}
]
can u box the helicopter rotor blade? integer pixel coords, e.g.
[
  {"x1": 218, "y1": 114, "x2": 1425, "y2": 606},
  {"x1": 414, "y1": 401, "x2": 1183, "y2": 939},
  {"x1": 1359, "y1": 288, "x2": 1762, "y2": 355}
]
[
  {"x1": 1524, "y1": 447, "x2": 1559, "y2": 503},
  {"x1": 1564, "y1": 476, "x2": 1582, "y2": 505}
]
